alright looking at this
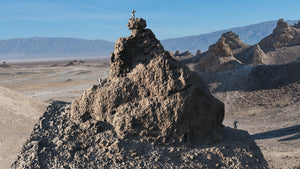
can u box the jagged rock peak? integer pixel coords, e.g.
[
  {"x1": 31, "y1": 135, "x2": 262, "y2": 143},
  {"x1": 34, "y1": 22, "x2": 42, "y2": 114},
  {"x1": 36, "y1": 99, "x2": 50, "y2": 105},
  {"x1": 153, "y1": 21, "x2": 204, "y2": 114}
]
[
  {"x1": 71, "y1": 18, "x2": 225, "y2": 144},
  {"x1": 127, "y1": 18, "x2": 147, "y2": 30},
  {"x1": 221, "y1": 31, "x2": 249, "y2": 50},
  {"x1": 273, "y1": 18, "x2": 289, "y2": 33},
  {"x1": 252, "y1": 44, "x2": 267, "y2": 65},
  {"x1": 110, "y1": 18, "x2": 165, "y2": 77},
  {"x1": 208, "y1": 37, "x2": 233, "y2": 57}
]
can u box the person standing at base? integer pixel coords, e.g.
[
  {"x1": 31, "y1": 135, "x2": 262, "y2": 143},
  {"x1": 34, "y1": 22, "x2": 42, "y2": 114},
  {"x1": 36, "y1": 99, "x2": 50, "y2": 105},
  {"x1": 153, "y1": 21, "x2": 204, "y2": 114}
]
[{"x1": 233, "y1": 120, "x2": 238, "y2": 129}]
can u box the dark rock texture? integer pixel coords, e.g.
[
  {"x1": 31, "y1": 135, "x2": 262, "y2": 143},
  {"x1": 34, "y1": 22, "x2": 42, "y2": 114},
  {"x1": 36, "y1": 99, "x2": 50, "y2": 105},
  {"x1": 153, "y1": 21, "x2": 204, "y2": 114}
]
[{"x1": 12, "y1": 101, "x2": 268, "y2": 168}]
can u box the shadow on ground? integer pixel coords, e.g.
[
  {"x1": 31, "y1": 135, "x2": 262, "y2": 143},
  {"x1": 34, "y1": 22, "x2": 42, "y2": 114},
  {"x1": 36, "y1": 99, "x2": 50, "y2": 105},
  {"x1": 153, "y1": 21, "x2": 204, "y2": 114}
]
[{"x1": 251, "y1": 125, "x2": 300, "y2": 141}]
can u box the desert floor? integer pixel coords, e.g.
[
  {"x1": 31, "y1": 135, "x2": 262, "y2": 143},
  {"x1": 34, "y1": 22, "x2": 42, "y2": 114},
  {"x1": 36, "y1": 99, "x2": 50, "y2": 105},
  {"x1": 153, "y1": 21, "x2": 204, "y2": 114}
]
[{"x1": 0, "y1": 59, "x2": 299, "y2": 168}]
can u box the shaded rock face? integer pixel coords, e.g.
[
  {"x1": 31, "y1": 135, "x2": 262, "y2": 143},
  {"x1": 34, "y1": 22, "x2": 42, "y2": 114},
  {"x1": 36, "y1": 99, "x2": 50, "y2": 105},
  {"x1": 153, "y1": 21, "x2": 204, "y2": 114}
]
[
  {"x1": 197, "y1": 36, "x2": 243, "y2": 72},
  {"x1": 252, "y1": 44, "x2": 268, "y2": 65},
  {"x1": 221, "y1": 31, "x2": 249, "y2": 50},
  {"x1": 259, "y1": 19, "x2": 300, "y2": 51},
  {"x1": 71, "y1": 18, "x2": 224, "y2": 144}
]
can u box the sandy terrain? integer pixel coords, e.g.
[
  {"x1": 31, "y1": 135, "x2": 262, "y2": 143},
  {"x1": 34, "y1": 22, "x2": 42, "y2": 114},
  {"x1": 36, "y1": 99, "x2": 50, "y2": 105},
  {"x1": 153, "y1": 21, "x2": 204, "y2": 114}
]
[
  {"x1": 0, "y1": 59, "x2": 110, "y2": 103},
  {"x1": 220, "y1": 88, "x2": 300, "y2": 169},
  {"x1": 0, "y1": 58, "x2": 110, "y2": 169},
  {"x1": 0, "y1": 85, "x2": 47, "y2": 169},
  {"x1": 1, "y1": 58, "x2": 299, "y2": 168}
]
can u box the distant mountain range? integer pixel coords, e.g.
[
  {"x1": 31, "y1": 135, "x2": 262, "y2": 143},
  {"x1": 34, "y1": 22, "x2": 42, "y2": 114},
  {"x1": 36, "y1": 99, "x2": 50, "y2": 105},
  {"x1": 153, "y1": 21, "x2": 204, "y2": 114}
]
[
  {"x1": 0, "y1": 20, "x2": 298, "y2": 60},
  {"x1": 161, "y1": 20, "x2": 299, "y2": 53},
  {"x1": 0, "y1": 38, "x2": 114, "y2": 60}
]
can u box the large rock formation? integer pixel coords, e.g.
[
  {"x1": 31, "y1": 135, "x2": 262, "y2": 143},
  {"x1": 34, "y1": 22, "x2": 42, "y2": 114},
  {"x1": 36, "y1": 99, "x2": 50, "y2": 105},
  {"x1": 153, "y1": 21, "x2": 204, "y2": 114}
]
[
  {"x1": 259, "y1": 19, "x2": 300, "y2": 51},
  {"x1": 12, "y1": 18, "x2": 268, "y2": 168},
  {"x1": 71, "y1": 18, "x2": 224, "y2": 144},
  {"x1": 196, "y1": 35, "x2": 243, "y2": 72}
]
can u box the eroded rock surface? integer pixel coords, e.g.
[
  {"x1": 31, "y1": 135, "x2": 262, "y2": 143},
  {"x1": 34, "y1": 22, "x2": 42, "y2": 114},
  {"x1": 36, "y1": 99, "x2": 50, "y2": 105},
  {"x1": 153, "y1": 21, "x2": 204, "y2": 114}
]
[
  {"x1": 12, "y1": 101, "x2": 268, "y2": 168},
  {"x1": 71, "y1": 18, "x2": 224, "y2": 144}
]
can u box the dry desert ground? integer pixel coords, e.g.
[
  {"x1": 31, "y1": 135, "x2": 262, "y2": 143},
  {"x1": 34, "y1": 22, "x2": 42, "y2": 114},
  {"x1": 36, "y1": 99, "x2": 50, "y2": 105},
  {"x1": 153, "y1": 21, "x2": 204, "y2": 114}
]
[{"x1": 0, "y1": 58, "x2": 299, "y2": 169}]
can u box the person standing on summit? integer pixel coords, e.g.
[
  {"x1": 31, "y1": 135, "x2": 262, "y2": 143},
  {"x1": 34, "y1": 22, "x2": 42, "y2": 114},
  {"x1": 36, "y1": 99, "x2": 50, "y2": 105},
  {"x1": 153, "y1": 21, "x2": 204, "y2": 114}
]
[{"x1": 131, "y1": 9, "x2": 137, "y2": 19}]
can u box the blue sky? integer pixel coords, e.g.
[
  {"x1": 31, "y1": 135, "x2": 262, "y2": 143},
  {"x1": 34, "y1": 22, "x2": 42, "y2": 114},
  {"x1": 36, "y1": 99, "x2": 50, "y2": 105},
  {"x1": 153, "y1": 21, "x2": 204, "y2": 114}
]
[{"x1": 1, "y1": 0, "x2": 300, "y2": 42}]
